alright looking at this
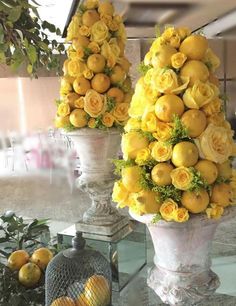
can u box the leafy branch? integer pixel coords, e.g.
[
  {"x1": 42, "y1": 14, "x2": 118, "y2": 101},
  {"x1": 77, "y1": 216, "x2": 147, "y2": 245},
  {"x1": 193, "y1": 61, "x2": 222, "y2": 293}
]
[
  {"x1": 189, "y1": 168, "x2": 210, "y2": 192},
  {"x1": 113, "y1": 159, "x2": 135, "y2": 176},
  {"x1": 167, "y1": 115, "x2": 192, "y2": 145},
  {"x1": 137, "y1": 61, "x2": 152, "y2": 76},
  {"x1": 152, "y1": 185, "x2": 182, "y2": 203}
]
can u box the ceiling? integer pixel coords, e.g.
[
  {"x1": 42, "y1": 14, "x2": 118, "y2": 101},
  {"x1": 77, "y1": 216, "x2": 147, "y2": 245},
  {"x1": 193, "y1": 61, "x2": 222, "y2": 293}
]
[{"x1": 36, "y1": 0, "x2": 236, "y2": 39}]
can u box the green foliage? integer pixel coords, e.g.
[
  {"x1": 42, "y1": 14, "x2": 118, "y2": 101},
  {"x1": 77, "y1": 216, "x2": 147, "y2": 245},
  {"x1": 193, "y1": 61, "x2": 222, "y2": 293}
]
[
  {"x1": 138, "y1": 130, "x2": 156, "y2": 142},
  {"x1": 215, "y1": 176, "x2": 231, "y2": 185},
  {"x1": 78, "y1": 4, "x2": 86, "y2": 14},
  {"x1": 113, "y1": 159, "x2": 135, "y2": 176},
  {"x1": 152, "y1": 213, "x2": 162, "y2": 224},
  {"x1": 104, "y1": 65, "x2": 113, "y2": 76},
  {"x1": 154, "y1": 24, "x2": 161, "y2": 38},
  {"x1": 55, "y1": 99, "x2": 62, "y2": 107},
  {"x1": 0, "y1": 0, "x2": 65, "y2": 77},
  {"x1": 63, "y1": 122, "x2": 76, "y2": 132},
  {"x1": 0, "y1": 212, "x2": 49, "y2": 258},
  {"x1": 83, "y1": 47, "x2": 92, "y2": 60},
  {"x1": 167, "y1": 115, "x2": 191, "y2": 145},
  {"x1": 152, "y1": 185, "x2": 182, "y2": 203},
  {"x1": 189, "y1": 168, "x2": 210, "y2": 192},
  {"x1": 94, "y1": 115, "x2": 107, "y2": 130},
  {"x1": 138, "y1": 61, "x2": 152, "y2": 76},
  {"x1": 106, "y1": 96, "x2": 116, "y2": 112}
]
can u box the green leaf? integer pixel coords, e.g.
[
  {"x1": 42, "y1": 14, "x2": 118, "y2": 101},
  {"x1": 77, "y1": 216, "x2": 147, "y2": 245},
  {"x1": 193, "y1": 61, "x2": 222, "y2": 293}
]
[
  {"x1": 27, "y1": 44, "x2": 37, "y2": 64},
  {"x1": 106, "y1": 96, "x2": 116, "y2": 112},
  {"x1": 113, "y1": 159, "x2": 135, "y2": 176},
  {"x1": 0, "y1": 24, "x2": 4, "y2": 44},
  {"x1": 167, "y1": 115, "x2": 192, "y2": 145},
  {"x1": 42, "y1": 20, "x2": 56, "y2": 33},
  {"x1": 27, "y1": 64, "x2": 33, "y2": 74},
  {"x1": 7, "y1": 6, "x2": 22, "y2": 22},
  {"x1": 152, "y1": 213, "x2": 162, "y2": 223},
  {"x1": 138, "y1": 61, "x2": 152, "y2": 76},
  {"x1": 152, "y1": 185, "x2": 182, "y2": 203}
]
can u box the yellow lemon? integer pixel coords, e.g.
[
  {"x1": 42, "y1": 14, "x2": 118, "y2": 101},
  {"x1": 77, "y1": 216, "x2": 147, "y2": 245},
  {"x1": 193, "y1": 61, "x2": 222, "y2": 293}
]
[
  {"x1": 179, "y1": 35, "x2": 208, "y2": 60},
  {"x1": 72, "y1": 35, "x2": 90, "y2": 49},
  {"x1": 19, "y1": 263, "x2": 41, "y2": 287},
  {"x1": 70, "y1": 109, "x2": 88, "y2": 128},
  {"x1": 98, "y1": 2, "x2": 114, "y2": 15},
  {"x1": 181, "y1": 109, "x2": 207, "y2": 137},
  {"x1": 181, "y1": 189, "x2": 209, "y2": 213},
  {"x1": 51, "y1": 297, "x2": 75, "y2": 306},
  {"x1": 87, "y1": 54, "x2": 106, "y2": 73},
  {"x1": 180, "y1": 60, "x2": 209, "y2": 86},
  {"x1": 151, "y1": 163, "x2": 174, "y2": 186},
  {"x1": 107, "y1": 87, "x2": 124, "y2": 103},
  {"x1": 84, "y1": 275, "x2": 110, "y2": 306},
  {"x1": 8, "y1": 250, "x2": 29, "y2": 271},
  {"x1": 211, "y1": 183, "x2": 232, "y2": 207},
  {"x1": 54, "y1": 115, "x2": 70, "y2": 129},
  {"x1": 91, "y1": 73, "x2": 111, "y2": 93},
  {"x1": 110, "y1": 65, "x2": 126, "y2": 84},
  {"x1": 172, "y1": 141, "x2": 199, "y2": 167},
  {"x1": 152, "y1": 45, "x2": 177, "y2": 68},
  {"x1": 82, "y1": 10, "x2": 100, "y2": 27},
  {"x1": 31, "y1": 248, "x2": 53, "y2": 270},
  {"x1": 217, "y1": 160, "x2": 232, "y2": 179},
  {"x1": 73, "y1": 76, "x2": 91, "y2": 95},
  {"x1": 122, "y1": 166, "x2": 143, "y2": 193},
  {"x1": 195, "y1": 160, "x2": 218, "y2": 184},
  {"x1": 134, "y1": 190, "x2": 161, "y2": 214},
  {"x1": 75, "y1": 293, "x2": 89, "y2": 306},
  {"x1": 119, "y1": 57, "x2": 131, "y2": 73},
  {"x1": 155, "y1": 94, "x2": 184, "y2": 122}
]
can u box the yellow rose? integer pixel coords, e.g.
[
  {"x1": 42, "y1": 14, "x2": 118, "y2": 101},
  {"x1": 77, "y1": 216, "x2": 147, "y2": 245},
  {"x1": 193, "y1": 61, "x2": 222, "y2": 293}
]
[
  {"x1": 102, "y1": 112, "x2": 115, "y2": 127},
  {"x1": 135, "y1": 148, "x2": 151, "y2": 166},
  {"x1": 112, "y1": 181, "x2": 129, "y2": 207},
  {"x1": 151, "y1": 142, "x2": 172, "y2": 162},
  {"x1": 171, "y1": 52, "x2": 187, "y2": 69},
  {"x1": 153, "y1": 122, "x2": 172, "y2": 141},
  {"x1": 100, "y1": 13, "x2": 112, "y2": 25},
  {"x1": 67, "y1": 60, "x2": 85, "y2": 77},
  {"x1": 173, "y1": 207, "x2": 189, "y2": 222},
  {"x1": 79, "y1": 25, "x2": 91, "y2": 37},
  {"x1": 84, "y1": 89, "x2": 106, "y2": 118},
  {"x1": 122, "y1": 131, "x2": 149, "y2": 160},
  {"x1": 109, "y1": 38, "x2": 121, "y2": 57},
  {"x1": 183, "y1": 80, "x2": 216, "y2": 109},
  {"x1": 124, "y1": 118, "x2": 141, "y2": 132},
  {"x1": 63, "y1": 59, "x2": 70, "y2": 75},
  {"x1": 57, "y1": 103, "x2": 70, "y2": 117},
  {"x1": 203, "y1": 48, "x2": 220, "y2": 73},
  {"x1": 206, "y1": 203, "x2": 224, "y2": 219},
  {"x1": 91, "y1": 21, "x2": 109, "y2": 44},
  {"x1": 144, "y1": 51, "x2": 153, "y2": 66},
  {"x1": 151, "y1": 69, "x2": 189, "y2": 94},
  {"x1": 150, "y1": 37, "x2": 166, "y2": 54},
  {"x1": 144, "y1": 68, "x2": 154, "y2": 85},
  {"x1": 171, "y1": 167, "x2": 193, "y2": 190},
  {"x1": 74, "y1": 97, "x2": 85, "y2": 109},
  {"x1": 65, "y1": 92, "x2": 80, "y2": 108},
  {"x1": 141, "y1": 112, "x2": 158, "y2": 133},
  {"x1": 88, "y1": 118, "x2": 96, "y2": 128},
  {"x1": 60, "y1": 78, "x2": 72, "y2": 96},
  {"x1": 75, "y1": 46, "x2": 85, "y2": 60},
  {"x1": 66, "y1": 15, "x2": 82, "y2": 41},
  {"x1": 201, "y1": 98, "x2": 222, "y2": 116},
  {"x1": 162, "y1": 27, "x2": 181, "y2": 48},
  {"x1": 101, "y1": 41, "x2": 117, "y2": 68},
  {"x1": 116, "y1": 23, "x2": 127, "y2": 44},
  {"x1": 197, "y1": 123, "x2": 233, "y2": 164},
  {"x1": 54, "y1": 115, "x2": 70, "y2": 129},
  {"x1": 160, "y1": 199, "x2": 178, "y2": 221},
  {"x1": 84, "y1": 0, "x2": 98, "y2": 9},
  {"x1": 113, "y1": 103, "x2": 129, "y2": 123},
  {"x1": 108, "y1": 19, "x2": 119, "y2": 31},
  {"x1": 83, "y1": 68, "x2": 94, "y2": 80},
  {"x1": 88, "y1": 41, "x2": 100, "y2": 53},
  {"x1": 67, "y1": 45, "x2": 77, "y2": 60},
  {"x1": 176, "y1": 27, "x2": 191, "y2": 40}
]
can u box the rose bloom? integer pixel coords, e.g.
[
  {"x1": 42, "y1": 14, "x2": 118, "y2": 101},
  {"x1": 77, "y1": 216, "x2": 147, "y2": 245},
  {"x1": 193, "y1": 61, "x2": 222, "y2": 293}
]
[
  {"x1": 84, "y1": 0, "x2": 99, "y2": 9},
  {"x1": 151, "y1": 142, "x2": 172, "y2": 162},
  {"x1": 60, "y1": 78, "x2": 72, "y2": 96},
  {"x1": 176, "y1": 27, "x2": 191, "y2": 40},
  {"x1": 57, "y1": 103, "x2": 70, "y2": 117},
  {"x1": 197, "y1": 123, "x2": 233, "y2": 164},
  {"x1": 88, "y1": 118, "x2": 96, "y2": 128},
  {"x1": 84, "y1": 89, "x2": 106, "y2": 118},
  {"x1": 88, "y1": 41, "x2": 100, "y2": 54},
  {"x1": 100, "y1": 14, "x2": 112, "y2": 25},
  {"x1": 79, "y1": 25, "x2": 91, "y2": 37},
  {"x1": 124, "y1": 118, "x2": 141, "y2": 132},
  {"x1": 160, "y1": 199, "x2": 178, "y2": 221},
  {"x1": 171, "y1": 166, "x2": 193, "y2": 190},
  {"x1": 108, "y1": 19, "x2": 119, "y2": 31},
  {"x1": 83, "y1": 68, "x2": 94, "y2": 80},
  {"x1": 74, "y1": 97, "x2": 85, "y2": 109},
  {"x1": 121, "y1": 131, "x2": 149, "y2": 160},
  {"x1": 135, "y1": 148, "x2": 151, "y2": 166},
  {"x1": 116, "y1": 23, "x2": 127, "y2": 44},
  {"x1": 162, "y1": 27, "x2": 181, "y2": 48},
  {"x1": 183, "y1": 80, "x2": 216, "y2": 109},
  {"x1": 91, "y1": 21, "x2": 109, "y2": 44},
  {"x1": 201, "y1": 97, "x2": 222, "y2": 116},
  {"x1": 206, "y1": 203, "x2": 224, "y2": 220},
  {"x1": 67, "y1": 45, "x2": 77, "y2": 60},
  {"x1": 112, "y1": 181, "x2": 129, "y2": 207},
  {"x1": 102, "y1": 112, "x2": 115, "y2": 127},
  {"x1": 203, "y1": 48, "x2": 220, "y2": 73},
  {"x1": 75, "y1": 46, "x2": 85, "y2": 60},
  {"x1": 144, "y1": 68, "x2": 154, "y2": 85},
  {"x1": 206, "y1": 113, "x2": 231, "y2": 130},
  {"x1": 171, "y1": 52, "x2": 187, "y2": 69},
  {"x1": 101, "y1": 41, "x2": 117, "y2": 68},
  {"x1": 153, "y1": 122, "x2": 172, "y2": 141},
  {"x1": 113, "y1": 103, "x2": 130, "y2": 123},
  {"x1": 66, "y1": 15, "x2": 82, "y2": 41},
  {"x1": 109, "y1": 38, "x2": 121, "y2": 57},
  {"x1": 173, "y1": 207, "x2": 189, "y2": 222},
  {"x1": 141, "y1": 112, "x2": 158, "y2": 133},
  {"x1": 67, "y1": 60, "x2": 85, "y2": 77}
]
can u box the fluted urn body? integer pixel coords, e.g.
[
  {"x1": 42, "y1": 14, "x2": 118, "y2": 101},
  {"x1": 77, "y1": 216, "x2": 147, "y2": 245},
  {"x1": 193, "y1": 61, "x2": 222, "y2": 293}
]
[{"x1": 67, "y1": 128, "x2": 124, "y2": 226}]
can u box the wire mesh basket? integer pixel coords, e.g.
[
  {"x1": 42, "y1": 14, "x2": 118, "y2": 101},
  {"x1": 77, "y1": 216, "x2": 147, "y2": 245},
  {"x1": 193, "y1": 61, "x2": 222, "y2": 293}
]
[{"x1": 45, "y1": 232, "x2": 112, "y2": 306}]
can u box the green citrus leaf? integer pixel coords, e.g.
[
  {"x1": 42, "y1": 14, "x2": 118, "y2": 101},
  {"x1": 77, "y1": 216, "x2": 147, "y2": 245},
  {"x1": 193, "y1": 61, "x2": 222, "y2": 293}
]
[
  {"x1": 27, "y1": 64, "x2": 33, "y2": 74},
  {"x1": 27, "y1": 44, "x2": 37, "y2": 64},
  {"x1": 7, "y1": 5, "x2": 22, "y2": 22}
]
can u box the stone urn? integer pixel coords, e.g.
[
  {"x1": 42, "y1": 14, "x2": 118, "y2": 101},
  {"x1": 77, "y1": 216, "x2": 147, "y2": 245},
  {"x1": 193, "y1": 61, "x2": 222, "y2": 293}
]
[
  {"x1": 67, "y1": 128, "x2": 128, "y2": 235},
  {"x1": 130, "y1": 207, "x2": 236, "y2": 306}
]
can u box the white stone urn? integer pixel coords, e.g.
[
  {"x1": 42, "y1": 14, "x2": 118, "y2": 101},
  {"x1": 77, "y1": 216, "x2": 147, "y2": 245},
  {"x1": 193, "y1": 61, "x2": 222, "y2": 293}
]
[
  {"x1": 67, "y1": 128, "x2": 128, "y2": 235},
  {"x1": 130, "y1": 207, "x2": 236, "y2": 306}
]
